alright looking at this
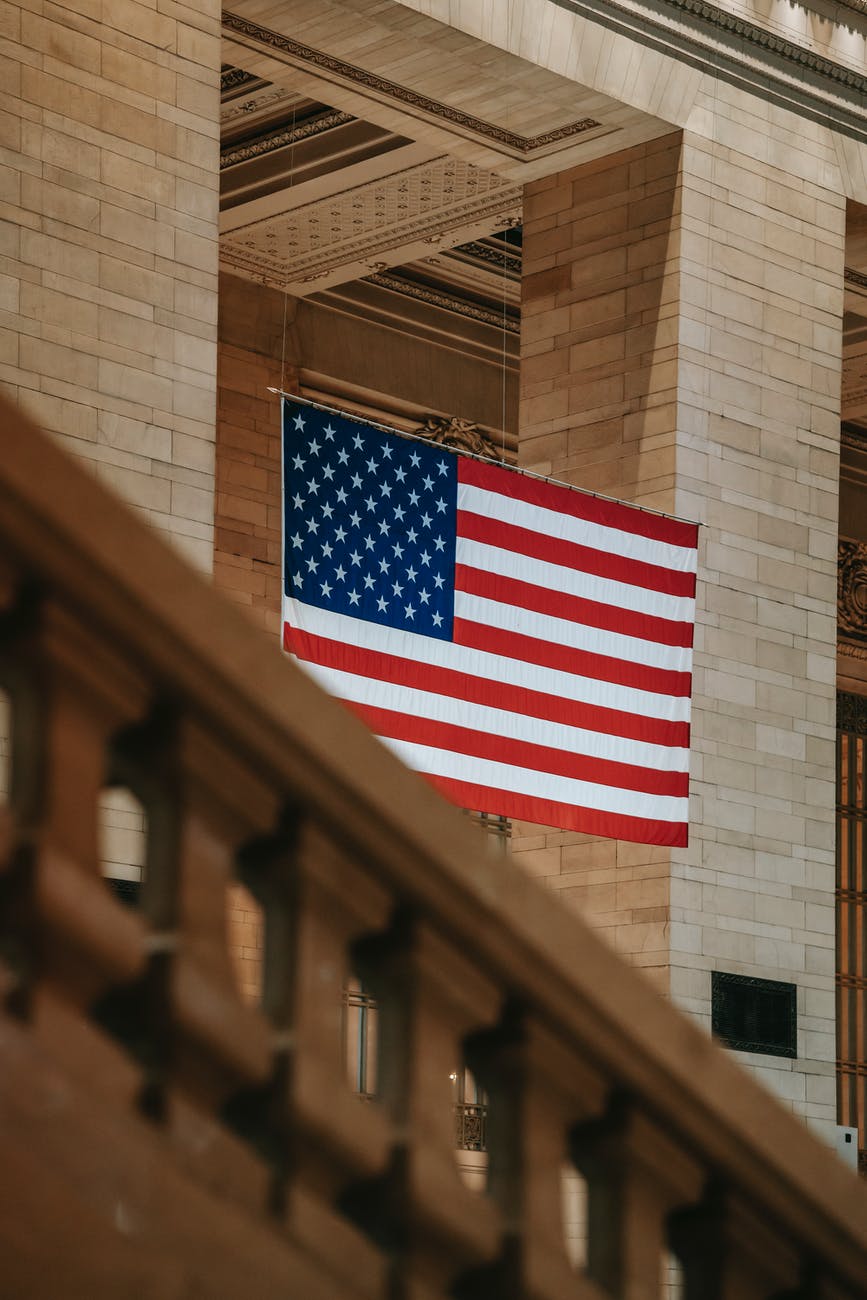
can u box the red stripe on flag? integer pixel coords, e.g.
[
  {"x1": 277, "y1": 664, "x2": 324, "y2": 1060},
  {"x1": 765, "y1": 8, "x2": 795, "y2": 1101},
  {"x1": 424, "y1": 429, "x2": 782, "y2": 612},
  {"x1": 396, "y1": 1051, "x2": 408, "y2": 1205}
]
[
  {"x1": 458, "y1": 511, "x2": 696, "y2": 598},
  {"x1": 459, "y1": 457, "x2": 698, "y2": 551},
  {"x1": 453, "y1": 619, "x2": 692, "y2": 698},
  {"x1": 344, "y1": 699, "x2": 689, "y2": 797},
  {"x1": 424, "y1": 774, "x2": 689, "y2": 847},
  {"x1": 284, "y1": 623, "x2": 691, "y2": 749},
  {"x1": 454, "y1": 565, "x2": 693, "y2": 648}
]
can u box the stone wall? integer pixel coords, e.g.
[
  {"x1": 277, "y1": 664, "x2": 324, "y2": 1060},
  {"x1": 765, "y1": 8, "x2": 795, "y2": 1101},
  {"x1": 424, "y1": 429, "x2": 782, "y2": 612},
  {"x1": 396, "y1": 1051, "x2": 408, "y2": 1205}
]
[
  {"x1": 516, "y1": 124, "x2": 845, "y2": 1138},
  {"x1": 513, "y1": 133, "x2": 684, "y2": 992},
  {"x1": 2, "y1": 0, "x2": 221, "y2": 573}
]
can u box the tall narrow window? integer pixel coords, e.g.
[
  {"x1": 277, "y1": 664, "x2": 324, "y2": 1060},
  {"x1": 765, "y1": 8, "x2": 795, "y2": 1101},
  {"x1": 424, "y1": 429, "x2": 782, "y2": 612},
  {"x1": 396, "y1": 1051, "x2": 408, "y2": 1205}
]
[{"x1": 836, "y1": 691, "x2": 867, "y2": 1174}]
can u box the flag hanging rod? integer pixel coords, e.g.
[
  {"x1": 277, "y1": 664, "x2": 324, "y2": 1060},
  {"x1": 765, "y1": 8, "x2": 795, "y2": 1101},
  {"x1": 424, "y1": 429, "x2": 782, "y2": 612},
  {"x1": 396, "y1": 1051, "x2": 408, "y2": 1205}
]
[{"x1": 267, "y1": 388, "x2": 701, "y2": 530}]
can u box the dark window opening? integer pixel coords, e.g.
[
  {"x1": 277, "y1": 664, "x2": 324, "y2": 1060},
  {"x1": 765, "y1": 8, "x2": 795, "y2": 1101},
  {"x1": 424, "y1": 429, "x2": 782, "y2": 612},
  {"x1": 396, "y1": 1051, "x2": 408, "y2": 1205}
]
[{"x1": 711, "y1": 971, "x2": 797, "y2": 1058}]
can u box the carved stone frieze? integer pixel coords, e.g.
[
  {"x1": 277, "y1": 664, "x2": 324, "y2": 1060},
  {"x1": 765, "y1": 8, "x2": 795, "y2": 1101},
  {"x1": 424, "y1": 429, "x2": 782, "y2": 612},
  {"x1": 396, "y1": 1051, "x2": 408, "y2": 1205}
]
[
  {"x1": 839, "y1": 540, "x2": 867, "y2": 639},
  {"x1": 221, "y1": 110, "x2": 354, "y2": 168},
  {"x1": 452, "y1": 239, "x2": 522, "y2": 276},
  {"x1": 415, "y1": 415, "x2": 506, "y2": 462},
  {"x1": 220, "y1": 65, "x2": 260, "y2": 95},
  {"x1": 368, "y1": 272, "x2": 519, "y2": 334},
  {"x1": 838, "y1": 689, "x2": 867, "y2": 734},
  {"x1": 839, "y1": 540, "x2": 867, "y2": 659}
]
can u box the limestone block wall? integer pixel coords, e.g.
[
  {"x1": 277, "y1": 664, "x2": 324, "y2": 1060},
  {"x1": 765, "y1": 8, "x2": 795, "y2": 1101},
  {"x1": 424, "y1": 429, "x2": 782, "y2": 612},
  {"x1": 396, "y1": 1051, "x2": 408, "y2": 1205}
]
[
  {"x1": 514, "y1": 134, "x2": 684, "y2": 992},
  {"x1": 674, "y1": 116, "x2": 844, "y2": 1137},
  {"x1": 516, "y1": 122, "x2": 845, "y2": 1137},
  {"x1": 2, "y1": 0, "x2": 221, "y2": 574}
]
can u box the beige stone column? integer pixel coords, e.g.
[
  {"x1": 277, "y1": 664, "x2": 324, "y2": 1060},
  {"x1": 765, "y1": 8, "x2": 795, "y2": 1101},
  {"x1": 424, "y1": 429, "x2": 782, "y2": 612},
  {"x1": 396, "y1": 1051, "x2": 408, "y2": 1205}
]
[
  {"x1": 2, "y1": 0, "x2": 223, "y2": 901},
  {"x1": 515, "y1": 129, "x2": 844, "y2": 1137},
  {"x1": 2, "y1": 0, "x2": 221, "y2": 574}
]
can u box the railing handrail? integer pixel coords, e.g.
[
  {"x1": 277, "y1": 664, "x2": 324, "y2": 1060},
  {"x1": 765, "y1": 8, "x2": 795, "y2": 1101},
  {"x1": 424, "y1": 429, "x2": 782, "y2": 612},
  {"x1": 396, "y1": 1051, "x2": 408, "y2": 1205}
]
[{"x1": 2, "y1": 391, "x2": 866, "y2": 1286}]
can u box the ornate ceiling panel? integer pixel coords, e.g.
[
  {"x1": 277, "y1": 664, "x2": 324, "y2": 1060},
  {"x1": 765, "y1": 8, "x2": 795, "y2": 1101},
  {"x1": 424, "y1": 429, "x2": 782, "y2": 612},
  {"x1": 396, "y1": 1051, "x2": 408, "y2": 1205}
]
[{"x1": 220, "y1": 143, "x2": 520, "y2": 291}]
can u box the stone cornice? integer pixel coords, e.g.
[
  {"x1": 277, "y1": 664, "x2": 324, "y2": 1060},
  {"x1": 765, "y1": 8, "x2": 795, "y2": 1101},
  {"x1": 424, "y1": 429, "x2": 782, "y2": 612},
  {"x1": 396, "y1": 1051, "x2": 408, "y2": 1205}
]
[
  {"x1": 658, "y1": 0, "x2": 866, "y2": 92},
  {"x1": 553, "y1": 0, "x2": 867, "y2": 142},
  {"x1": 222, "y1": 12, "x2": 603, "y2": 156}
]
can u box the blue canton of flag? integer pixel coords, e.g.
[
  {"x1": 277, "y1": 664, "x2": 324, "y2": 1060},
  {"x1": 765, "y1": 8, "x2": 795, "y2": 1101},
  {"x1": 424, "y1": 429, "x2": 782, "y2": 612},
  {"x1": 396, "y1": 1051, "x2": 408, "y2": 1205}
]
[{"x1": 283, "y1": 402, "x2": 457, "y2": 640}]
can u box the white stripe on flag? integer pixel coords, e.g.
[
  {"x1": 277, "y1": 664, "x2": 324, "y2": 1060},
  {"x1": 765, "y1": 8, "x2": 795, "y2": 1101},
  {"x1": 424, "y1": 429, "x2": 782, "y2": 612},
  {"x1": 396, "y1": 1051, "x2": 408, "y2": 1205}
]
[
  {"x1": 284, "y1": 600, "x2": 691, "y2": 723},
  {"x1": 458, "y1": 482, "x2": 698, "y2": 574},
  {"x1": 454, "y1": 590, "x2": 693, "y2": 674},
  {"x1": 378, "y1": 736, "x2": 689, "y2": 824},
  {"x1": 456, "y1": 537, "x2": 696, "y2": 624},
  {"x1": 300, "y1": 661, "x2": 690, "y2": 773}
]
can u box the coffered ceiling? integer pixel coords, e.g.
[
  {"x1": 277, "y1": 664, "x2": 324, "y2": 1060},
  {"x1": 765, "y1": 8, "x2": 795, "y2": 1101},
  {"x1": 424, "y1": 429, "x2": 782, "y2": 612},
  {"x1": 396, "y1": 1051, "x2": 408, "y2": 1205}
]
[{"x1": 218, "y1": 0, "x2": 677, "y2": 297}]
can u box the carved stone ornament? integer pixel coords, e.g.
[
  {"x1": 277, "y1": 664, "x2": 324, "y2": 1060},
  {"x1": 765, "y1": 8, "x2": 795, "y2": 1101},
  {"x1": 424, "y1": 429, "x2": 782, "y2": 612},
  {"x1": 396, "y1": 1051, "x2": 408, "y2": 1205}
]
[
  {"x1": 837, "y1": 690, "x2": 867, "y2": 736},
  {"x1": 415, "y1": 415, "x2": 505, "y2": 462},
  {"x1": 839, "y1": 541, "x2": 867, "y2": 658}
]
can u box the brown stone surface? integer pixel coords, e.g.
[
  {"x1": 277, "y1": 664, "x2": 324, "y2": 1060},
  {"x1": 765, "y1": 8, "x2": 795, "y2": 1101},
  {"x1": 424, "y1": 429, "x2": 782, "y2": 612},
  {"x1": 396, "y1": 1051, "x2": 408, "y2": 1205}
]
[{"x1": 1, "y1": 389, "x2": 865, "y2": 1295}]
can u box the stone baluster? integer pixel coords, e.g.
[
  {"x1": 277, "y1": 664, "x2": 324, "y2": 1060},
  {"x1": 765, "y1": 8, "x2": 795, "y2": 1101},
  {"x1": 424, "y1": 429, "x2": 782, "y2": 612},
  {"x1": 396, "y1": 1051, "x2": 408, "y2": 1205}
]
[
  {"x1": 352, "y1": 912, "x2": 501, "y2": 1300},
  {"x1": 461, "y1": 1010, "x2": 608, "y2": 1300},
  {"x1": 571, "y1": 1096, "x2": 704, "y2": 1300},
  {"x1": 670, "y1": 1187, "x2": 802, "y2": 1299},
  {"x1": 99, "y1": 706, "x2": 280, "y2": 1204},
  {"x1": 243, "y1": 817, "x2": 394, "y2": 1299},
  {"x1": 0, "y1": 593, "x2": 149, "y2": 1015},
  {"x1": 168, "y1": 717, "x2": 278, "y2": 1113}
]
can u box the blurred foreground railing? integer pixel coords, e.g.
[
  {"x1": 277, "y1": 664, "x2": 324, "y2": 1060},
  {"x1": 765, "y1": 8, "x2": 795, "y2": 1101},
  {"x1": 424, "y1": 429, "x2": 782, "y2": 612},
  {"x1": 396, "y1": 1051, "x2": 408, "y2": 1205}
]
[{"x1": 0, "y1": 391, "x2": 865, "y2": 1299}]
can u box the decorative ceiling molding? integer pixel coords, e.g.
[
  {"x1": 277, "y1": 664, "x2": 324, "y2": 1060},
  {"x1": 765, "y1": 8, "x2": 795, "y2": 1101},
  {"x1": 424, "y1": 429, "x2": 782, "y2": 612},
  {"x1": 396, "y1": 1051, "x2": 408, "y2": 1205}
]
[
  {"x1": 220, "y1": 155, "x2": 521, "y2": 289},
  {"x1": 552, "y1": 0, "x2": 867, "y2": 143},
  {"x1": 220, "y1": 65, "x2": 261, "y2": 96},
  {"x1": 842, "y1": 423, "x2": 867, "y2": 453},
  {"x1": 367, "y1": 272, "x2": 520, "y2": 334},
  {"x1": 221, "y1": 109, "x2": 355, "y2": 169},
  {"x1": 451, "y1": 239, "x2": 522, "y2": 277},
  {"x1": 221, "y1": 86, "x2": 297, "y2": 126},
  {"x1": 221, "y1": 12, "x2": 603, "y2": 156}
]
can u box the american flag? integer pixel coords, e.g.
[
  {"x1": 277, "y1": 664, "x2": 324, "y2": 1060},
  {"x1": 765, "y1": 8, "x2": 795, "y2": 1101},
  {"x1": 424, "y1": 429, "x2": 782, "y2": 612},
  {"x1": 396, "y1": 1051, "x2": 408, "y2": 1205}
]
[{"x1": 282, "y1": 398, "x2": 698, "y2": 847}]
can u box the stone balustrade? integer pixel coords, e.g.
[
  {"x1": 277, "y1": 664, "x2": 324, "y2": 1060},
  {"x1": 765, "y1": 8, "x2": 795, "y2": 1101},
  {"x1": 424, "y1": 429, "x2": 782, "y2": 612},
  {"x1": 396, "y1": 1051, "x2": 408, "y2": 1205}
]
[{"x1": 0, "y1": 389, "x2": 865, "y2": 1298}]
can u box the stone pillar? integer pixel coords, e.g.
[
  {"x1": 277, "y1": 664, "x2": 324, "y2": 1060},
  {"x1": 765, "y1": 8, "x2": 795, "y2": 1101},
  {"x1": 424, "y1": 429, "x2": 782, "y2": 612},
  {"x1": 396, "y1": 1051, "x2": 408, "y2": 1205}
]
[
  {"x1": 2, "y1": 0, "x2": 222, "y2": 574},
  {"x1": 516, "y1": 130, "x2": 845, "y2": 1138}
]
